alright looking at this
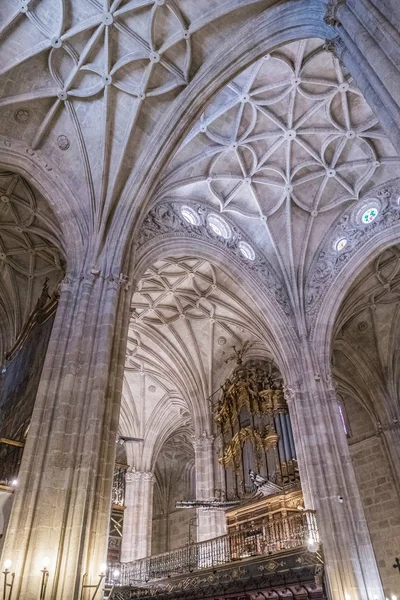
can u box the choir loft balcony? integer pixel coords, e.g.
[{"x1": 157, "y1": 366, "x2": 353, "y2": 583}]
[{"x1": 105, "y1": 510, "x2": 323, "y2": 600}]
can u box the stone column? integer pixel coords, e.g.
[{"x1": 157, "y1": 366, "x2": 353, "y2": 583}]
[
  {"x1": 286, "y1": 340, "x2": 385, "y2": 600},
  {"x1": 324, "y1": 0, "x2": 400, "y2": 155},
  {"x1": 193, "y1": 434, "x2": 226, "y2": 541},
  {"x1": 0, "y1": 271, "x2": 130, "y2": 600},
  {"x1": 378, "y1": 423, "x2": 400, "y2": 495},
  {"x1": 121, "y1": 470, "x2": 155, "y2": 560}
]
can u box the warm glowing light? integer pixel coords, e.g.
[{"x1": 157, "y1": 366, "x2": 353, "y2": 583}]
[
  {"x1": 11, "y1": 479, "x2": 18, "y2": 486},
  {"x1": 345, "y1": 594, "x2": 351, "y2": 600},
  {"x1": 99, "y1": 563, "x2": 107, "y2": 575},
  {"x1": 113, "y1": 569, "x2": 120, "y2": 578},
  {"x1": 307, "y1": 536, "x2": 319, "y2": 553},
  {"x1": 3, "y1": 560, "x2": 11, "y2": 570},
  {"x1": 391, "y1": 595, "x2": 397, "y2": 600},
  {"x1": 42, "y1": 557, "x2": 50, "y2": 569}
]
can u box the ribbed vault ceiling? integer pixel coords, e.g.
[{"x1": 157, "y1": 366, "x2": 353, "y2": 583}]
[
  {"x1": 121, "y1": 256, "x2": 274, "y2": 469},
  {"x1": 333, "y1": 245, "x2": 400, "y2": 426},
  {"x1": 0, "y1": 170, "x2": 64, "y2": 358},
  {"x1": 157, "y1": 39, "x2": 400, "y2": 314},
  {"x1": 0, "y1": 0, "x2": 268, "y2": 233}
]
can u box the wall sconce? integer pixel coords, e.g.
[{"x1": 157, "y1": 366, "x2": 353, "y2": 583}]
[
  {"x1": 80, "y1": 564, "x2": 106, "y2": 600},
  {"x1": 2, "y1": 560, "x2": 15, "y2": 600},
  {"x1": 39, "y1": 557, "x2": 50, "y2": 600}
]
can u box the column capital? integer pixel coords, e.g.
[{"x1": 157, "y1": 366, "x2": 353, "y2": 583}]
[
  {"x1": 126, "y1": 469, "x2": 155, "y2": 484},
  {"x1": 192, "y1": 431, "x2": 215, "y2": 450},
  {"x1": 324, "y1": 0, "x2": 346, "y2": 25},
  {"x1": 323, "y1": 35, "x2": 346, "y2": 61}
]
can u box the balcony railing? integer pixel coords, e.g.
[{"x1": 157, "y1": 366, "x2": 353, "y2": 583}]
[
  {"x1": 0, "y1": 438, "x2": 24, "y2": 487},
  {"x1": 108, "y1": 510, "x2": 318, "y2": 586}
]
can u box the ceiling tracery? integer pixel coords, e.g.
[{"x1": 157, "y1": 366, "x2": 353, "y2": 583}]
[
  {"x1": 122, "y1": 256, "x2": 275, "y2": 469},
  {"x1": 154, "y1": 428, "x2": 195, "y2": 514},
  {"x1": 157, "y1": 39, "x2": 400, "y2": 316},
  {"x1": 0, "y1": 170, "x2": 64, "y2": 359},
  {"x1": 333, "y1": 245, "x2": 400, "y2": 425},
  {"x1": 0, "y1": 0, "x2": 268, "y2": 233}
]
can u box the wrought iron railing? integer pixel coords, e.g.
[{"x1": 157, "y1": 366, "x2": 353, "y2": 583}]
[
  {"x1": 0, "y1": 437, "x2": 24, "y2": 487},
  {"x1": 107, "y1": 510, "x2": 318, "y2": 586}
]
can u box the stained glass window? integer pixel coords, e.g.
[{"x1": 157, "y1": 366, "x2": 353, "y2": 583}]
[
  {"x1": 207, "y1": 214, "x2": 231, "y2": 239},
  {"x1": 361, "y1": 207, "x2": 378, "y2": 224},
  {"x1": 238, "y1": 241, "x2": 255, "y2": 260},
  {"x1": 335, "y1": 238, "x2": 347, "y2": 252},
  {"x1": 181, "y1": 206, "x2": 200, "y2": 226},
  {"x1": 338, "y1": 403, "x2": 348, "y2": 435}
]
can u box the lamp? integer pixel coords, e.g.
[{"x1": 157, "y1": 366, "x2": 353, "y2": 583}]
[
  {"x1": 307, "y1": 536, "x2": 319, "y2": 553},
  {"x1": 2, "y1": 560, "x2": 15, "y2": 600},
  {"x1": 39, "y1": 557, "x2": 50, "y2": 600},
  {"x1": 80, "y1": 565, "x2": 106, "y2": 600}
]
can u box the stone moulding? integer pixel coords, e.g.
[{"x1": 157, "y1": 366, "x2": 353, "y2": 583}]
[
  {"x1": 134, "y1": 200, "x2": 292, "y2": 318},
  {"x1": 110, "y1": 547, "x2": 324, "y2": 599},
  {"x1": 305, "y1": 178, "x2": 400, "y2": 338}
]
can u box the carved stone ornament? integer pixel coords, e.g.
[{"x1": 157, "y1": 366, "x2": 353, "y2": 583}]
[
  {"x1": 58, "y1": 274, "x2": 76, "y2": 293},
  {"x1": 323, "y1": 36, "x2": 346, "y2": 61},
  {"x1": 125, "y1": 469, "x2": 155, "y2": 484},
  {"x1": 324, "y1": 0, "x2": 346, "y2": 25},
  {"x1": 136, "y1": 201, "x2": 292, "y2": 317},
  {"x1": 14, "y1": 108, "x2": 30, "y2": 123},
  {"x1": 57, "y1": 134, "x2": 70, "y2": 150},
  {"x1": 305, "y1": 179, "x2": 400, "y2": 337},
  {"x1": 192, "y1": 432, "x2": 214, "y2": 450}
]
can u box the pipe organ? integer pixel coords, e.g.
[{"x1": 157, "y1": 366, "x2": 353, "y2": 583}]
[{"x1": 215, "y1": 358, "x2": 300, "y2": 502}]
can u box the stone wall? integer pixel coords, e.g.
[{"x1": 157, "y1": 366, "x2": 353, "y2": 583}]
[
  {"x1": 343, "y1": 396, "x2": 400, "y2": 596},
  {"x1": 349, "y1": 436, "x2": 400, "y2": 596},
  {"x1": 152, "y1": 508, "x2": 196, "y2": 554}
]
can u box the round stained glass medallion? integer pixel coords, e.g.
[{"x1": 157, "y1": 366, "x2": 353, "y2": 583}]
[
  {"x1": 207, "y1": 214, "x2": 231, "y2": 239},
  {"x1": 181, "y1": 206, "x2": 200, "y2": 225},
  {"x1": 335, "y1": 238, "x2": 347, "y2": 252},
  {"x1": 238, "y1": 241, "x2": 255, "y2": 260},
  {"x1": 361, "y1": 206, "x2": 379, "y2": 224}
]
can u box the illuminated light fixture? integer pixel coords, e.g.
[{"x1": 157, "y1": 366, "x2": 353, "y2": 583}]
[
  {"x1": 345, "y1": 594, "x2": 351, "y2": 600},
  {"x1": 11, "y1": 480, "x2": 18, "y2": 486},
  {"x1": 2, "y1": 560, "x2": 14, "y2": 600},
  {"x1": 180, "y1": 206, "x2": 200, "y2": 226},
  {"x1": 307, "y1": 536, "x2": 319, "y2": 553},
  {"x1": 81, "y1": 564, "x2": 107, "y2": 600},
  {"x1": 39, "y1": 557, "x2": 50, "y2": 600},
  {"x1": 238, "y1": 241, "x2": 255, "y2": 261},
  {"x1": 207, "y1": 214, "x2": 232, "y2": 239},
  {"x1": 113, "y1": 569, "x2": 120, "y2": 578}
]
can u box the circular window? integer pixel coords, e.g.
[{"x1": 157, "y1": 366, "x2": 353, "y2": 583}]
[
  {"x1": 180, "y1": 206, "x2": 200, "y2": 226},
  {"x1": 207, "y1": 214, "x2": 232, "y2": 239},
  {"x1": 335, "y1": 238, "x2": 347, "y2": 252},
  {"x1": 361, "y1": 206, "x2": 379, "y2": 224},
  {"x1": 238, "y1": 241, "x2": 255, "y2": 260}
]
